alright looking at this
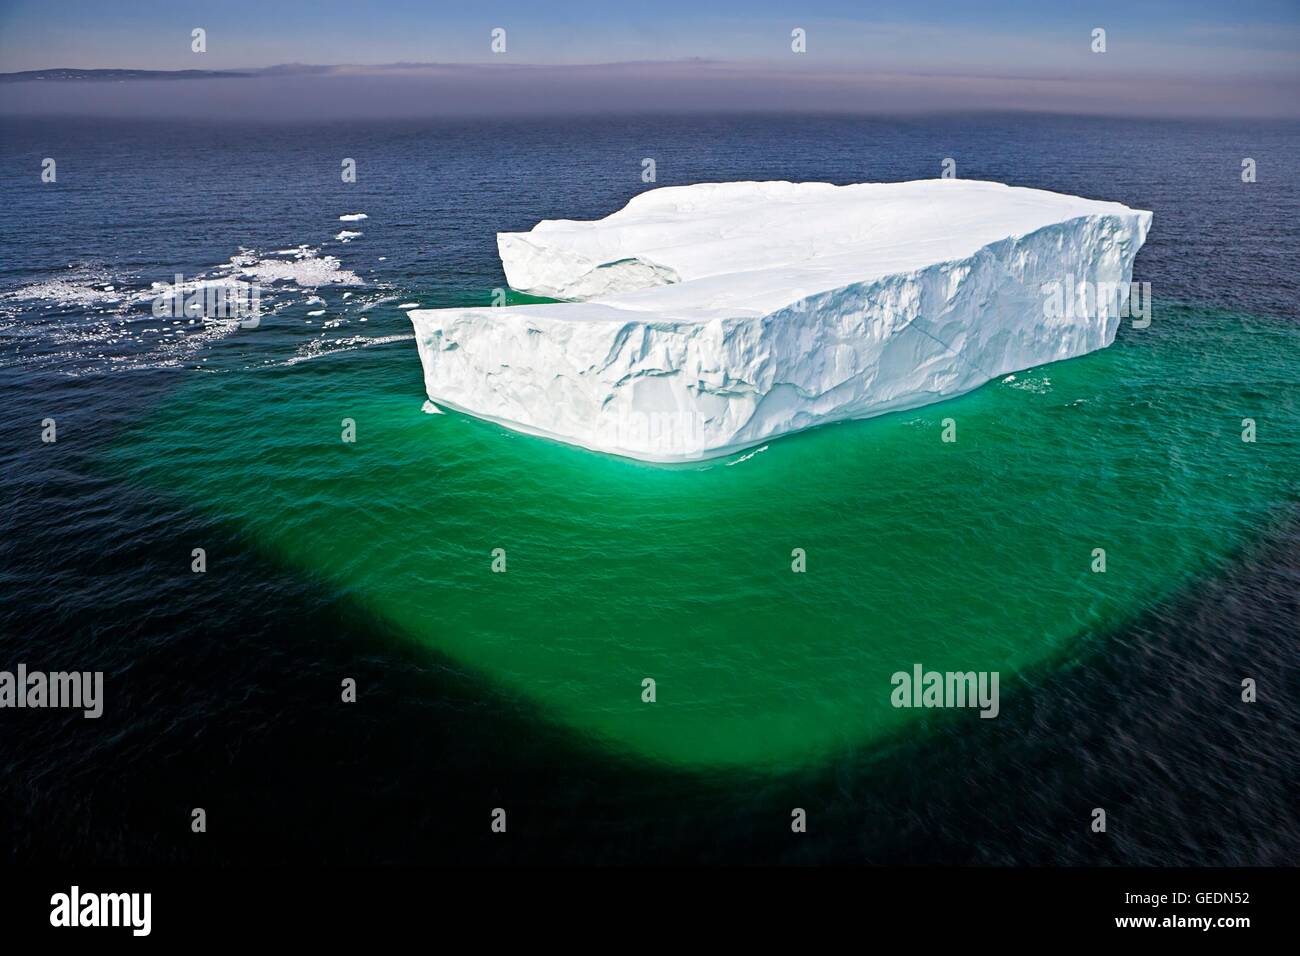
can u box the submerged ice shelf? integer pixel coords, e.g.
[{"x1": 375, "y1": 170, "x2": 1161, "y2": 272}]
[{"x1": 408, "y1": 180, "x2": 1152, "y2": 462}]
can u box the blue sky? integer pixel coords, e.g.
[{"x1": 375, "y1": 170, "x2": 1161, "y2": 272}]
[
  {"x1": 1, "y1": 1, "x2": 1297, "y2": 117},
  {"x1": 2, "y1": 0, "x2": 1298, "y2": 75}
]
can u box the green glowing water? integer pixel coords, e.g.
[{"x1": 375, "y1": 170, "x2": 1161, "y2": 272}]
[{"x1": 111, "y1": 305, "x2": 1300, "y2": 770}]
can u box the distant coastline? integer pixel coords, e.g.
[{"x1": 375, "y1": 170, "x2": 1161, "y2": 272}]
[{"x1": 0, "y1": 67, "x2": 253, "y2": 82}]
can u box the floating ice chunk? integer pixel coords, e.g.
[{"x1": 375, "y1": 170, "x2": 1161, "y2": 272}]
[
  {"x1": 236, "y1": 252, "x2": 362, "y2": 287},
  {"x1": 409, "y1": 180, "x2": 1152, "y2": 462},
  {"x1": 359, "y1": 295, "x2": 398, "y2": 312},
  {"x1": 726, "y1": 445, "x2": 768, "y2": 466}
]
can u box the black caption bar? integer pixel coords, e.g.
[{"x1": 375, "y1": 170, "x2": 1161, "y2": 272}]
[{"x1": 0, "y1": 866, "x2": 1285, "y2": 942}]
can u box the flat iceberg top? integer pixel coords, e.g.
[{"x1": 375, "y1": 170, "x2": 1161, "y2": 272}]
[{"x1": 496, "y1": 179, "x2": 1149, "y2": 317}]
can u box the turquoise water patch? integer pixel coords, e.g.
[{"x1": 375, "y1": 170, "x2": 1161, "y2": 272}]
[{"x1": 109, "y1": 304, "x2": 1300, "y2": 770}]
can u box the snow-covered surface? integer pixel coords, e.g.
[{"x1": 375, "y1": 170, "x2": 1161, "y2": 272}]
[{"x1": 408, "y1": 180, "x2": 1152, "y2": 462}]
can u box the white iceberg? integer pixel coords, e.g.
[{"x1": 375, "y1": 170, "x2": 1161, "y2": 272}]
[{"x1": 408, "y1": 180, "x2": 1151, "y2": 462}]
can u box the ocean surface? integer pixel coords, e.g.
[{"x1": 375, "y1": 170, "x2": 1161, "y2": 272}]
[{"x1": 1, "y1": 113, "x2": 1297, "y2": 864}]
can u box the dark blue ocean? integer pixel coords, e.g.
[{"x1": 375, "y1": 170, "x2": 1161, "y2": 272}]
[{"x1": 1, "y1": 114, "x2": 1298, "y2": 864}]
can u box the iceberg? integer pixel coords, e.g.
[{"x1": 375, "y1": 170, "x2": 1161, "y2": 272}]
[{"x1": 408, "y1": 180, "x2": 1151, "y2": 462}]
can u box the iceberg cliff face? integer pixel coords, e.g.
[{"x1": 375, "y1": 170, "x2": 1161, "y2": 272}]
[{"x1": 409, "y1": 180, "x2": 1152, "y2": 462}]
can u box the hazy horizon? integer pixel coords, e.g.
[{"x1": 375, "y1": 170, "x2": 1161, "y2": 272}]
[{"x1": 1, "y1": 1, "x2": 1298, "y2": 118}]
